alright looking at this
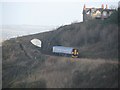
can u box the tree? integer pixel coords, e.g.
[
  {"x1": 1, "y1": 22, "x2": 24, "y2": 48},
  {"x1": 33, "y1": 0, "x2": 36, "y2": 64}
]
[{"x1": 109, "y1": 5, "x2": 117, "y2": 10}]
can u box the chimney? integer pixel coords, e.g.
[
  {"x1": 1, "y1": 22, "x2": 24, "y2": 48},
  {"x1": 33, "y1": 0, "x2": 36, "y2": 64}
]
[
  {"x1": 102, "y1": 4, "x2": 104, "y2": 9},
  {"x1": 83, "y1": 4, "x2": 86, "y2": 10},
  {"x1": 106, "y1": 4, "x2": 108, "y2": 9}
]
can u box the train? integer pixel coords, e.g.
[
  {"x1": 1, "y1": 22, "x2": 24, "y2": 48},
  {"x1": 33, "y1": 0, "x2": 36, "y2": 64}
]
[
  {"x1": 52, "y1": 46, "x2": 79, "y2": 58},
  {"x1": 30, "y1": 39, "x2": 79, "y2": 58}
]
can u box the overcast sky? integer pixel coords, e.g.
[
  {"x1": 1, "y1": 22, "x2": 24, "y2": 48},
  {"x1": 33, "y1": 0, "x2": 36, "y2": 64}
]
[{"x1": 0, "y1": 0, "x2": 119, "y2": 26}]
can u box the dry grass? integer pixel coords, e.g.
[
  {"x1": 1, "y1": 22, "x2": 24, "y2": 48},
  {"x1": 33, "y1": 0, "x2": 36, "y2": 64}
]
[{"x1": 3, "y1": 54, "x2": 118, "y2": 88}]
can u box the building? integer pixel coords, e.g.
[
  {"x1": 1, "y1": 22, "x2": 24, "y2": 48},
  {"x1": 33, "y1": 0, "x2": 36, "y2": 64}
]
[{"x1": 83, "y1": 4, "x2": 115, "y2": 22}]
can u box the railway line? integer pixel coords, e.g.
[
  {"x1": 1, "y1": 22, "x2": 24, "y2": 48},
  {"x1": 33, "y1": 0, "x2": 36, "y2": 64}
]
[{"x1": 19, "y1": 42, "x2": 119, "y2": 65}]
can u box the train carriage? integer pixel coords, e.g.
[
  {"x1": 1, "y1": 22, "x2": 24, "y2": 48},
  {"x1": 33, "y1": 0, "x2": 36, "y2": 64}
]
[{"x1": 52, "y1": 46, "x2": 79, "y2": 58}]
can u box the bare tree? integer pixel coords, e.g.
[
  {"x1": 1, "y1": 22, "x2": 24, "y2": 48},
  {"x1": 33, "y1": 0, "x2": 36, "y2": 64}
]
[{"x1": 109, "y1": 5, "x2": 117, "y2": 10}]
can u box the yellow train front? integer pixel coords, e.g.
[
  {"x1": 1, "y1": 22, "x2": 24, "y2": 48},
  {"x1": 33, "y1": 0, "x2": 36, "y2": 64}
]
[{"x1": 72, "y1": 49, "x2": 79, "y2": 58}]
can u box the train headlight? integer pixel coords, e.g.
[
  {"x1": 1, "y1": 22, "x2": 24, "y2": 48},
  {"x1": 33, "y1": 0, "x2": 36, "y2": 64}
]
[{"x1": 77, "y1": 52, "x2": 79, "y2": 55}]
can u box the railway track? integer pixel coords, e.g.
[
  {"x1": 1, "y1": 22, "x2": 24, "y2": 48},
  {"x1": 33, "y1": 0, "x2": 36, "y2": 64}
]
[{"x1": 18, "y1": 43, "x2": 119, "y2": 65}]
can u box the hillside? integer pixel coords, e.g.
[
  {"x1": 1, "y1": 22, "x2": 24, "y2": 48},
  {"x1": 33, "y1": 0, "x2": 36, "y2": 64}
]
[
  {"x1": 3, "y1": 10, "x2": 118, "y2": 59},
  {"x1": 2, "y1": 10, "x2": 119, "y2": 88}
]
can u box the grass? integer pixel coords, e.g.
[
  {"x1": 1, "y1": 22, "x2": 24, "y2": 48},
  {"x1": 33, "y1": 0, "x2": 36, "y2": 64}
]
[{"x1": 2, "y1": 54, "x2": 118, "y2": 88}]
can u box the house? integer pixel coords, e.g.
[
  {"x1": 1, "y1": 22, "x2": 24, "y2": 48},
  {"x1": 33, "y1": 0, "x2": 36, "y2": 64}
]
[{"x1": 83, "y1": 4, "x2": 115, "y2": 22}]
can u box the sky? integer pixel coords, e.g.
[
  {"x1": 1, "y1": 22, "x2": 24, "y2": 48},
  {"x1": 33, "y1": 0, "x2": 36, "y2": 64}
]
[{"x1": 0, "y1": 0, "x2": 119, "y2": 26}]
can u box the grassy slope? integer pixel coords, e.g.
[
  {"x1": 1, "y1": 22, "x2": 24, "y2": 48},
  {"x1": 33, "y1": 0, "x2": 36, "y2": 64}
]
[
  {"x1": 2, "y1": 10, "x2": 119, "y2": 88},
  {"x1": 2, "y1": 53, "x2": 118, "y2": 88}
]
